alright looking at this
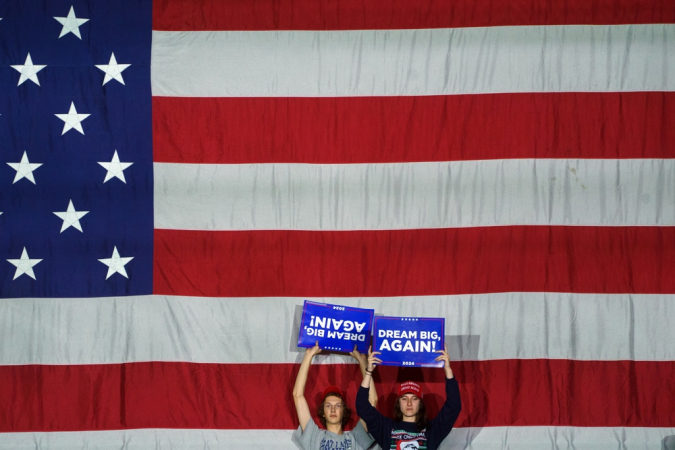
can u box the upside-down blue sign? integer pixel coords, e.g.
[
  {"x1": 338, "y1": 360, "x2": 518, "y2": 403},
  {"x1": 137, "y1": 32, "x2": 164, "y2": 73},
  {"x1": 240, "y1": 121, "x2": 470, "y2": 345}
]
[
  {"x1": 373, "y1": 316, "x2": 445, "y2": 367},
  {"x1": 298, "y1": 300, "x2": 375, "y2": 353}
]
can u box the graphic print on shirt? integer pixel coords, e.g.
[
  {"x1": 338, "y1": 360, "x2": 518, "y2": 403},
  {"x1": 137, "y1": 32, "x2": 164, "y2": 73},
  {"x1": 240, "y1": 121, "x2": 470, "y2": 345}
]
[
  {"x1": 391, "y1": 429, "x2": 426, "y2": 450},
  {"x1": 397, "y1": 440, "x2": 420, "y2": 450},
  {"x1": 320, "y1": 437, "x2": 352, "y2": 450}
]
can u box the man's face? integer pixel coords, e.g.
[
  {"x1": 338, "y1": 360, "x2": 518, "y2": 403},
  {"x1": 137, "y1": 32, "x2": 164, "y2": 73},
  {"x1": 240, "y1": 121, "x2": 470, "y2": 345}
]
[
  {"x1": 399, "y1": 394, "x2": 421, "y2": 419},
  {"x1": 323, "y1": 395, "x2": 344, "y2": 425}
]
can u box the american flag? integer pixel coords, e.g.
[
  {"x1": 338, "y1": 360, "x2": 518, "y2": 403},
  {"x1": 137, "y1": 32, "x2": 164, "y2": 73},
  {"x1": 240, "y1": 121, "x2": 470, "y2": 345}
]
[{"x1": 1, "y1": 0, "x2": 675, "y2": 448}]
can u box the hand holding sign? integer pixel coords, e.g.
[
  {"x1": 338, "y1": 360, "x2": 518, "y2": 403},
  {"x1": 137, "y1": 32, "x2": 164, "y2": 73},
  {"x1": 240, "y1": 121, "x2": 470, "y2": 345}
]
[
  {"x1": 435, "y1": 344, "x2": 454, "y2": 379},
  {"x1": 367, "y1": 346, "x2": 382, "y2": 371},
  {"x1": 306, "y1": 341, "x2": 322, "y2": 357},
  {"x1": 349, "y1": 345, "x2": 366, "y2": 368}
]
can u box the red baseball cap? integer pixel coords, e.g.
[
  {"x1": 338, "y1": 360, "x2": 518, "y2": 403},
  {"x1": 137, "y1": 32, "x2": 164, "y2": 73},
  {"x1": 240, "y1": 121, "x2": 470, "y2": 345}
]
[
  {"x1": 322, "y1": 385, "x2": 344, "y2": 400},
  {"x1": 397, "y1": 381, "x2": 423, "y2": 398}
]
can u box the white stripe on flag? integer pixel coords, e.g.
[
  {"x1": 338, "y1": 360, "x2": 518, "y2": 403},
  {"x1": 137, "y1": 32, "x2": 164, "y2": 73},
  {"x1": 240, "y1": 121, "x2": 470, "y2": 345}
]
[
  {"x1": 2, "y1": 427, "x2": 675, "y2": 449},
  {"x1": 1, "y1": 294, "x2": 673, "y2": 365},
  {"x1": 154, "y1": 159, "x2": 675, "y2": 231},
  {"x1": 151, "y1": 25, "x2": 675, "y2": 97}
]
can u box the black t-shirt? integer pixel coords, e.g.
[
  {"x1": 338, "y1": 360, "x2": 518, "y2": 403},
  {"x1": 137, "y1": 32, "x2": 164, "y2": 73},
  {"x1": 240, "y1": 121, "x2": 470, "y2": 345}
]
[{"x1": 356, "y1": 378, "x2": 461, "y2": 450}]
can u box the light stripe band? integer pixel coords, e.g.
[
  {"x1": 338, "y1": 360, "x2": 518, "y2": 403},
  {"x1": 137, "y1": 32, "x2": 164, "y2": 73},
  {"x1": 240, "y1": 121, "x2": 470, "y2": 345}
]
[
  {"x1": 2, "y1": 426, "x2": 675, "y2": 449},
  {"x1": 2, "y1": 294, "x2": 673, "y2": 365},
  {"x1": 154, "y1": 159, "x2": 675, "y2": 231},
  {"x1": 151, "y1": 25, "x2": 675, "y2": 97}
]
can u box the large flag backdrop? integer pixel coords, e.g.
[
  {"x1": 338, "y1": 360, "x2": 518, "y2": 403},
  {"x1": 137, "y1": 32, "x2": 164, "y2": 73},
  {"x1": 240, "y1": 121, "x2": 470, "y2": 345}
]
[{"x1": 1, "y1": 0, "x2": 675, "y2": 448}]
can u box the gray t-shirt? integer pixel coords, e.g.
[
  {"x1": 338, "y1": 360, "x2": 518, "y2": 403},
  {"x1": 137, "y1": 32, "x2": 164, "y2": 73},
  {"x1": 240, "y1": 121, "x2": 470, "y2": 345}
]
[{"x1": 292, "y1": 419, "x2": 374, "y2": 450}]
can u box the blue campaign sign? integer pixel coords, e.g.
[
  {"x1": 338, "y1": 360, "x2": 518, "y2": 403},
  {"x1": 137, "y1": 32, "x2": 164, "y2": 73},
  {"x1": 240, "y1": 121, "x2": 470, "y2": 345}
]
[
  {"x1": 373, "y1": 316, "x2": 445, "y2": 368},
  {"x1": 298, "y1": 301, "x2": 375, "y2": 353}
]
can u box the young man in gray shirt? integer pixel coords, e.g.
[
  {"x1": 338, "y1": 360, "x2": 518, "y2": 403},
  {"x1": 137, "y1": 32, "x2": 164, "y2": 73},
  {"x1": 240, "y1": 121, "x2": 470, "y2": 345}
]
[{"x1": 292, "y1": 342, "x2": 377, "y2": 450}]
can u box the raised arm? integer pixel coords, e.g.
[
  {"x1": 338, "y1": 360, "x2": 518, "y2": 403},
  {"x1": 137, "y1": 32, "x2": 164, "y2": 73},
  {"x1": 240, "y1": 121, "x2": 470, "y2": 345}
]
[
  {"x1": 350, "y1": 346, "x2": 379, "y2": 434},
  {"x1": 360, "y1": 346, "x2": 382, "y2": 389},
  {"x1": 427, "y1": 344, "x2": 462, "y2": 448},
  {"x1": 356, "y1": 347, "x2": 391, "y2": 449},
  {"x1": 292, "y1": 342, "x2": 322, "y2": 431},
  {"x1": 350, "y1": 345, "x2": 378, "y2": 408},
  {"x1": 436, "y1": 344, "x2": 454, "y2": 379}
]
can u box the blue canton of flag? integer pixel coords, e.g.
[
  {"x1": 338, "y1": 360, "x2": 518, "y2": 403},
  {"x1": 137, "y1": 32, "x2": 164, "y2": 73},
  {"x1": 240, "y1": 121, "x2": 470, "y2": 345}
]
[{"x1": 0, "y1": 0, "x2": 153, "y2": 298}]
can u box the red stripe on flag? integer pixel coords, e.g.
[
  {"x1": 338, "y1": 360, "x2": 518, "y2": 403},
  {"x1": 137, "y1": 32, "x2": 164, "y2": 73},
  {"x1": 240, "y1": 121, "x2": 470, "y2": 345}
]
[
  {"x1": 154, "y1": 227, "x2": 675, "y2": 297},
  {"x1": 1, "y1": 361, "x2": 673, "y2": 431},
  {"x1": 153, "y1": 0, "x2": 675, "y2": 31},
  {"x1": 153, "y1": 92, "x2": 675, "y2": 164}
]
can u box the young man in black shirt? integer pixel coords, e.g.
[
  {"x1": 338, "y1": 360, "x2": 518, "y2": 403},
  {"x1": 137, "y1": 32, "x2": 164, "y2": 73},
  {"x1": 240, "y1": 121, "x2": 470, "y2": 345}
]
[{"x1": 356, "y1": 346, "x2": 461, "y2": 450}]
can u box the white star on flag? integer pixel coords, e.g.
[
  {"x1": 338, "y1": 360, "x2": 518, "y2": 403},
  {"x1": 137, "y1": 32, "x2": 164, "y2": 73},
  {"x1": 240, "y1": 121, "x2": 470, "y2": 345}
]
[
  {"x1": 53, "y1": 199, "x2": 89, "y2": 233},
  {"x1": 7, "y1": 247, "x2": 43, "y2": 280},
  {"x1": 55, "y1": 102, "x2": 90, "y2": 135},
  {"x1": 11, "y1": 53, "x2": 47, "y2": 86},
  {"x1": 99, "y1": 246, "x2": 134, "y2": 280},
  {"x1": 96, "y1": 53, "x2": 131, "y2": 85},
  {"x1": 98, "y1": 150, "x2": 133, "y2": 183},
  {"x1": 54, "y1": 6, "x2": 89, "y2": 39},
  {"x1": 7, "y1": 151, "x2": 43, "y2": 184}
]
